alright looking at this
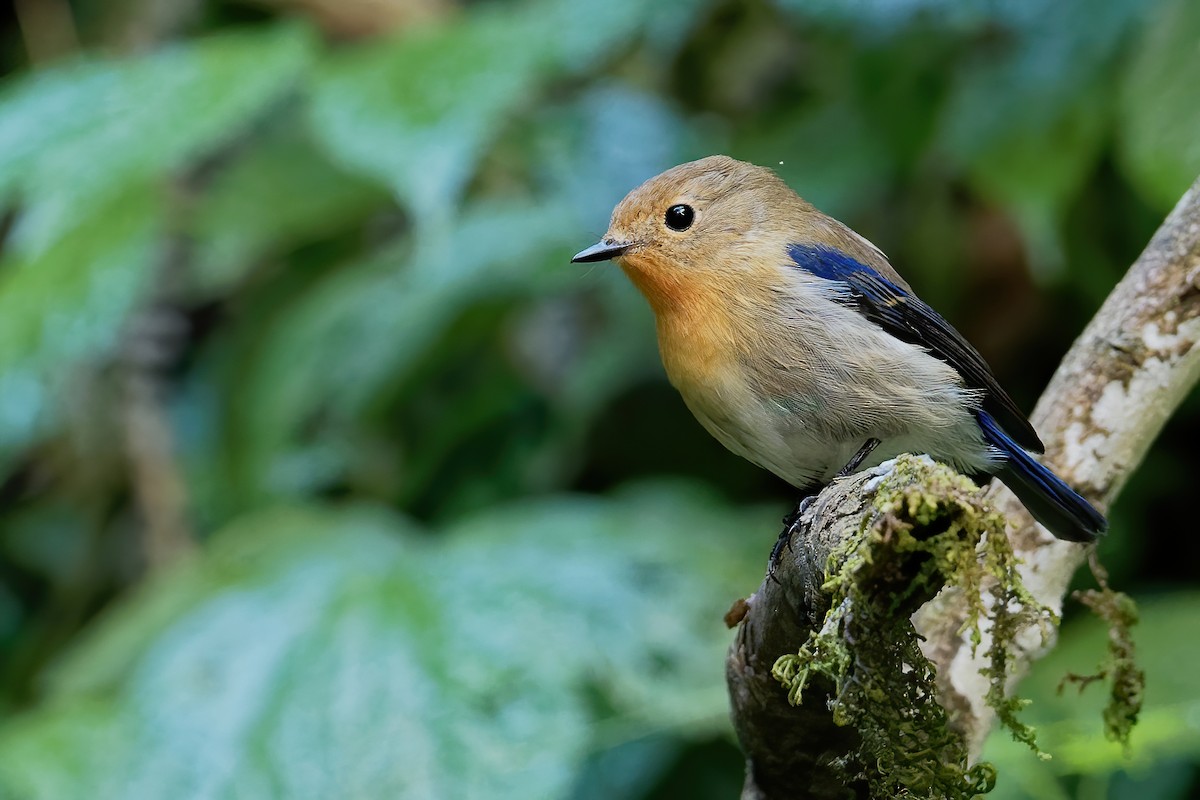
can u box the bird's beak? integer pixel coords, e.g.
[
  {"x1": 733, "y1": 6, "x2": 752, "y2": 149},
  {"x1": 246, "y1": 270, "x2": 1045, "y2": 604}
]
[{"x1": 571, "y1": 239, "x2": 631, "y2": 263}]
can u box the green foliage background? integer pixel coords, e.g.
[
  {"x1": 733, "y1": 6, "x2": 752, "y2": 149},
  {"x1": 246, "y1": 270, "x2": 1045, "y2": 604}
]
[{"x1": 0, "y1": 0, "x2": 1198, "y2": 797}]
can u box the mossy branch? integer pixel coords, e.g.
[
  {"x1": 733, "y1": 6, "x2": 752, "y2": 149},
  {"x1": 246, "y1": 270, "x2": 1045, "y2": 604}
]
[{"x1": 727, "y1": 455, "x2": 1048, "y2": 799}]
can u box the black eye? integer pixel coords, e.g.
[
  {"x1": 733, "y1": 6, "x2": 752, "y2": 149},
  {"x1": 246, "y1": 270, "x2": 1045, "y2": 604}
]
[{"x1": 664, "y1": 204, "x2": 694, "y2": 231}]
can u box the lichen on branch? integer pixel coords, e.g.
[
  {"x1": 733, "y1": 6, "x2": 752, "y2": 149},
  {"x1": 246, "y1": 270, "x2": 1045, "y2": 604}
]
[
  {"x1": 1058, "y1": 555, "x2": 1145, "y2": 749},
  {"x1": 769, "y1": 456, "x2": 1056, "y2": 797}
]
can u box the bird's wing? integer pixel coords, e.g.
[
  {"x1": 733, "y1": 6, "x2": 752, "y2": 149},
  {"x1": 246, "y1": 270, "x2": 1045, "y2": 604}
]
[{"x1": 787, "y1": 242, "x2": 1044, "y2": 453}]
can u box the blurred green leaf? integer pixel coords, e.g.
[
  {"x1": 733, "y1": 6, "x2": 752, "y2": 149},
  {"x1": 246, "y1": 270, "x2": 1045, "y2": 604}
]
[
  {"x1": 568, "y1": 735, "x2": 682, "y2": 800},
  {"x1": 0, "y1": 24, "x2": 313, "y2": 255},
  {"x1": 1118, "y1": 0, "x2": 1200, "y2": 210},
  {"x1": 0, "y1": 484, "x2": 767, "y2": 799},
  {"x1": 958, "y1": 82, "x2": 1110, "y2": 273},
  {"x1": 308, "y1": 0, "x2": 662, "y2": 223},
  {"x1": 939, "y1": 0, "x2": 1146, "y2": 269},
  {"x1": 940, "y1": 0, "x2": 1142, "y2": 158},
  {"x1": 776, "y1": 0, "x2": 1002, "y2": 31},
  {"x1": 1108, "y1": 758, "x2": 1198, "y2": 800},
  {"x1": 224, "y1": 197, "x2": 580, "y2": 504},
  {"x1": 189, "y1": 125, "x2": 390, "y2": 296},
  {"x1": 437, "y1": 483, "x2": 766, "y2": 732},
  {"x1": 309, "y1": 8, "x2": 548, "y2": 224},
  {"x1": 0, "y1": 187, "x2": 163, "y2": 467},
  {"x1": 734, "y1": 102, "x2": 892, "y2": 218}
]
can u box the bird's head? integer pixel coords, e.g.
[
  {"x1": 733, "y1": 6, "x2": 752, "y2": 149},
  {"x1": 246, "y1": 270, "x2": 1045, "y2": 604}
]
[{"x1": 572, "y1": 156, "x2": 811, "y2": 310}]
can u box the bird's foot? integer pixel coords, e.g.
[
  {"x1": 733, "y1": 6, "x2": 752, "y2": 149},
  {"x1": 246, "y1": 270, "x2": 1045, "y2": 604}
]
[{"x1": 768, "y1": 494, "x2": 817, "y2": 582}]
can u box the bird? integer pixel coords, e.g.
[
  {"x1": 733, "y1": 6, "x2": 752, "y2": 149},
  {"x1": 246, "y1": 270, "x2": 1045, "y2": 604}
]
[{"x1": 571, "y1": 155, "x2": 1106, "y2": 551}]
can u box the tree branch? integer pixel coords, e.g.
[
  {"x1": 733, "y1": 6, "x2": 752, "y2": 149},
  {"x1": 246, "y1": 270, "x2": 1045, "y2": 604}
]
[
  {"x1": 726, "y1": 471, "x2": 877, "y2": 800},
  {"x1": 918, "y1": 174, "x2": 1200, "y2": 756},
  {"x1": 726, "y1": 174, "x2": 1200, "y2": 796},
  {"x1": 727, "y1": 457, "x2": 1016, "y2": 798}
]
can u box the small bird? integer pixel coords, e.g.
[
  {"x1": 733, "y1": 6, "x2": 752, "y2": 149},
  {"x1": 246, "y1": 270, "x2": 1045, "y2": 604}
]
[{"x1": 572, "y1": 155, "x2": 1106, "y2": 547}]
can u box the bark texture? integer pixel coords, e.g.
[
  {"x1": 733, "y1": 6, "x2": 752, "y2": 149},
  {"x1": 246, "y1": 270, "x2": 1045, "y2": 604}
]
[{"x1": 726, "y1": 476, "x2": 874, "y2": 800}]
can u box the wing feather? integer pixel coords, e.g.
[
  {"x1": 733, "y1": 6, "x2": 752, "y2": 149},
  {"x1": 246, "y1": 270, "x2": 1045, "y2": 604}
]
[{"x1": 787, "y1": 243, "x2": 1044, "y2": 453}]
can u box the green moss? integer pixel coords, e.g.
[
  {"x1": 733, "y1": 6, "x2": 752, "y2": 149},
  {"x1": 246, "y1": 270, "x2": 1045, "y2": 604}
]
[
  {"x1": 771, "y1": 455, "x2": 1057, "y2": 798},
  {"x1": 1060, "y1": 561, "x2": 1145, "y2": 750}
]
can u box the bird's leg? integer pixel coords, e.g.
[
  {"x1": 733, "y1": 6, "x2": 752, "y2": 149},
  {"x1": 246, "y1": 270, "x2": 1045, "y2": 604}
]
[
  {"x1": 766, "y1": 438, "x2": 883, "y2": 581},
  {"x1": 835, "y1": 437, "x2": 882, "y2": 479}
]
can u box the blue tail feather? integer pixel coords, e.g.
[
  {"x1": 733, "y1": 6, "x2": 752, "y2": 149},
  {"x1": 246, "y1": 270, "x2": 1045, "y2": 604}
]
[{"x1": 976, "y1": 410, "x2": 1106, "y2": 542}]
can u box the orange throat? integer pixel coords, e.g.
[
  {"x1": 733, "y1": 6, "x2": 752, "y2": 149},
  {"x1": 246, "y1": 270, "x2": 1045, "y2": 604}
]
[
  {"x1": 616, "y1": 253, "x2": 739, "y2": 391},
  {"x1": 616, "y1": 253, "x2": 691, "y2": 317}
]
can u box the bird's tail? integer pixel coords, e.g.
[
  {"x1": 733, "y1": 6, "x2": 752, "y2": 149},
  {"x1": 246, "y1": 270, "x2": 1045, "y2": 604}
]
[{"x1": 976, "y1": 410, "x2": 1107, "y2": 543}]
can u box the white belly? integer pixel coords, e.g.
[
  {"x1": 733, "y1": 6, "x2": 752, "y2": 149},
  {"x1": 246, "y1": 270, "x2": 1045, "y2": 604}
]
[{"x1": 677, "y1": 349, "x2": 998, "y2": 490}]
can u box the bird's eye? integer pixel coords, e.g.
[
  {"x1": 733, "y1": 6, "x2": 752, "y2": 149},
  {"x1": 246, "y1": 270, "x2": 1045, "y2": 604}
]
[{"x1": 664, "y1": 204, "x2": 694, "y2": 231}]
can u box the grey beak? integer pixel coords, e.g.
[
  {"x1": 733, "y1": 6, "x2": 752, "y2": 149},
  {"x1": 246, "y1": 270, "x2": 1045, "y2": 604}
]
[{"x1": 571, "y1": 240, "x2": 631, "y2": 263}]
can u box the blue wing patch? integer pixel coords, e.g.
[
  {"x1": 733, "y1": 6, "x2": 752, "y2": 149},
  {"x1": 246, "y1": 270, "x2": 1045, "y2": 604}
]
[
  {"x1": 787, "y1": 243, "x2": 906, "y2": 292},
  {"x1": 787, "y1": 243, "x2": 1044, "y2": 453}
]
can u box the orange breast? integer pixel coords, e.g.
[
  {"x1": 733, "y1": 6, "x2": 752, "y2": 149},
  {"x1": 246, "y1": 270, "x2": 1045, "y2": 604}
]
[{"x1": 618, "y1": 252, "x2": 744, "y2": 394}]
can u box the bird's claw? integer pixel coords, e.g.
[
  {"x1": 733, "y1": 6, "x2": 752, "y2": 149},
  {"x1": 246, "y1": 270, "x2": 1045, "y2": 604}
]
[{"x1": 767, "y1": 495, "x2": 816, "y2": 580}]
